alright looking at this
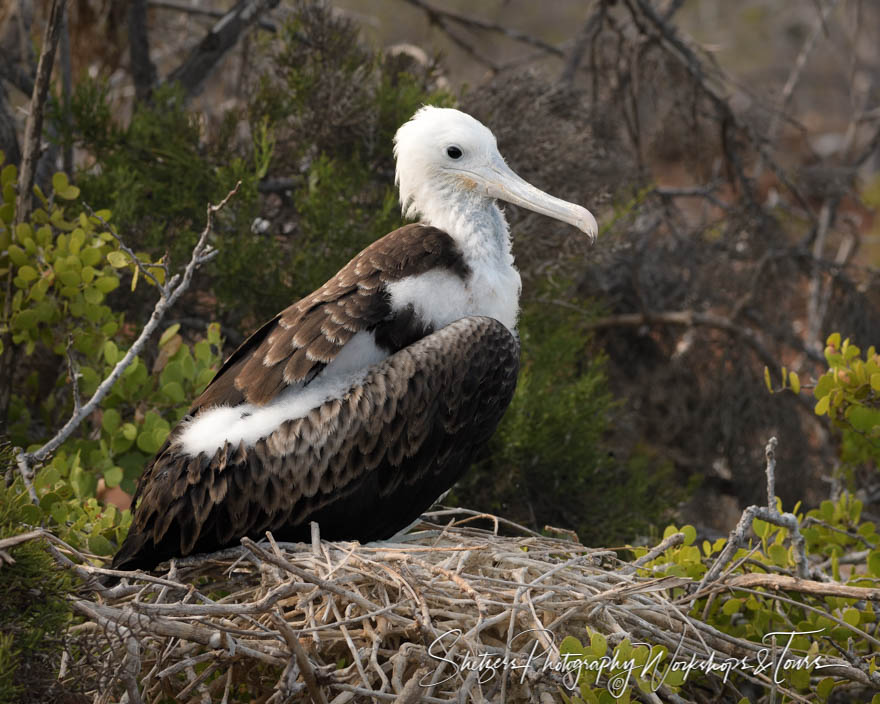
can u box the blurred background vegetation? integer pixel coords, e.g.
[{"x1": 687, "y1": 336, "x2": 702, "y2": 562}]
[{"x1": 0, "y1": 0, "x2": 879, "y2": 700}]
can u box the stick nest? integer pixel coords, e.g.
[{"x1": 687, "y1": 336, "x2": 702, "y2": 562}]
[{"x1": 61, "y1": 509, "x2": 865, "y2": 703}]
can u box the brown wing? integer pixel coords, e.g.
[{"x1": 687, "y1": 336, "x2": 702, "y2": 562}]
[
  {"x1": 191, "y1": 223, "x2": 470, "y2": 411},
  {"x1": 112, "y1": 316, "x2": 519, "y2": 572}
]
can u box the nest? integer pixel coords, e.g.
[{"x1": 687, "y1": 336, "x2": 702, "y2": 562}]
[{"x1": 60, "y1": 509, "x2": 867, "y2": 703}]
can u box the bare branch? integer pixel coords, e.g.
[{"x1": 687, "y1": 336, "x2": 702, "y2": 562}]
[
  {"x1": 559, "y1": 5, "x2": 606, "y2": 86},
  {"x1": 14, "y1": 0, "x2": 67, "y2": 225},
  {"x1": 164, "y1": 0, "x2": 280, "y2": 99},
  {"x1": 148, "y1": 0, "x2": 277, "y2": 32},
  {"x1": 699, "y1": 437, "x2": 810, "y2": 588},
  {"x1": 129, "y1": 0, "x2": 157, "y2": 103},
  {"x1": 13, "y1": 182, "x2": 241, "y2": 498},
  {"x1": 402, "y1": 0, "x2": 564, "y2": 57}
]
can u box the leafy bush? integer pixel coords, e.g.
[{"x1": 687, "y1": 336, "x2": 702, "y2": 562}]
[
  {"x1": 0, "y1": 448, "x2": 77, "y2": 704},
  {"x1": 53, "y1": 80, "x2": 271, "y2": 319},
  {"x1": 812, "y1": 333, "x2": 880, "y2": 471},
  {"x1": 558, "y1": 491, "x2": 879, "y2": 702},
  {"x1": 1, "y1": 154, "x2": 222, "y2": 557}
]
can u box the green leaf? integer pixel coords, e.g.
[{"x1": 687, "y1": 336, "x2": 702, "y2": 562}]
[
  {"x1": 816, "y1": 677, "x2": 835, "y2": 701},
  {"x1": 842, "y1": 608, "x2": 861, "y2": 626},
  {"x1": 847, "y1": 405, "x2": 880, "y2": 433},
  {"x1": 102, "y1": 408, "x2": 121, "y2": 433},
  {"x1": 162, "y1": 381, "x2": 185, "y2": 404},
  {"x1": 752, "y1": 517, "x2": 769, "y2": 538},
  {"x1": 51, "y1": 171, "x2": 70, "y2": 193},
  {"x1": 103, "y1": 466, "x2": 123, "y2": 488},
  {"x1": 8, "y1": 244, "x2": 27, "y2": 266},
  {"x1": 160, "y1": 323, "x2": 181, "y2": 347},
  {"x1": 764, "y1": 366, "x2": 772, "y2": 392},
  {"x1": 768, "y1": 543, "x2": 788, "y2": 566},
  {"x1": 94, "y1": 275, "x2": 120, "y2": 293},
  {"x1": 121, "y1": 422, "x2": 137, "y2": 441},
  {"x1": 559, "y1": 635, "x2": 584, "y2": 656},
  {"x1": 87, "y1": 534, "x2": 115, "y2": 556},
  {"x1": 681, "y1": 524, "x2": 696, "y2": 545},
  {"x1": 17, "y1": 265, "x2": 38, "y2": 282},
  {"x1": 868, "y1": 550, "x2": 880, "y2": 577},
  {"x1": 872, "y1": 373, "x2": 880, "y2": 392},
  {"x1": 589, "y1": 630, "x2": 607, "y2": 657},
  {"x1": 83, "y1": 286, "x2": 104, "y2": 305},
  {"x1": 721, "y1": 598, "x2": 741, "y2": 615},
  {"x1": 815, "y1": 395, "x2": 830, "y2": 416},
  {"x1": 107, "y1": 251, "x2": 129, "y2": 268},
  {"x1": 789, "y1": 370, "x2": 800, "y2": 394},
  {"x1": 103, "y1": 340, "x2": 119, "y2": 365}
]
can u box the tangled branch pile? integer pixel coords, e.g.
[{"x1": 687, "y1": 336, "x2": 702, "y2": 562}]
[{"x1": 58, "y1": 505, "x2": 876, "y2": 704}]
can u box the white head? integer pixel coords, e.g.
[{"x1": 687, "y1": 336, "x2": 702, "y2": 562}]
[{"x1": 393, "y1": 106, "x2": 598, "y2": 255}]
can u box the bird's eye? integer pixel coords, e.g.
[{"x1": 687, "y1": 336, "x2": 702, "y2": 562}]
[{"x1": 446, "y1": 145, "x2": 463, "y2": 159}]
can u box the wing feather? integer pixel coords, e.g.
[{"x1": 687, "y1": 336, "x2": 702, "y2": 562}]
[
  {"x1": 112, "y1": 316, "x2": 519, "y2": 572},
  {"x1": 188, "y1": 224, "x2": 466, "y2": 410}
]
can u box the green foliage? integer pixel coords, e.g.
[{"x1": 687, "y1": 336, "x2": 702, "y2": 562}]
[
  {"x1": 1, "y1": 155, "x2": 223, "y2": 556},
  {"x1": 813, "y1": 333, "x2": 880, "y2": 468},
  {"x1": 249, "y1": 2, "x2": 453, "y2": 301},
  {"x1": 53, "y1": 80, "x2": 272, "y2": 318},
  {"x1": 0, "y1": 462, "x2": 75, "y2": 704},
  {"x1": 557, "y1": 493, "x2": 879, "y2": 702},
  {"x1": 455, "y1": 301, "x2": 681, "y2": 545}
]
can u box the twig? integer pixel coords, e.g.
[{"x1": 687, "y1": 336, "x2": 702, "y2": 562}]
[
  {"x1": 760, "y1": 0, "x2": 841, "y2": 175},
  {"x1": 621, "y1": 532, "x2": 685, "y2": 574},
  {"x1": 402, "y1": 0, "x2": 564, "y2": 57},
  {"x1": 14, "y1": 0, "x2": 67, "y2": 226},
  {"x1": 699, "y1": 438, "x2": 809, "y2": 589},
  {"x1": 164, "y1": 0, "x2": 281, "y2": 99},
  {"x1": 83, "y1": 205, "x2": 163, "y2": 289},
  {"x1": 559, "y1": 5, "x2": 606, "y2": 86},
  {"x1": 718, "y1": 573, "x2": 880, "y2": 601},
  {"x1": 13, "y1": 183, "x2": 241, "y2": 499},
  {"x1": 148, "y1": 0, "x2": 277, "y2": 32},
  {"x1": 806, "y1": 200, "x2": 835, "y2": 351},
  {"x1": 272, "y1": 609, "x2": 328, "y2": 704},
  {"x1": 129, "y1": 0, "x2": 157, "y2": 103}
]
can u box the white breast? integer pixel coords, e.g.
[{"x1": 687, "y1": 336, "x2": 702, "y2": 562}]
[{"x1": 385, "y1": 260, "x2": 521, "y2": 331}]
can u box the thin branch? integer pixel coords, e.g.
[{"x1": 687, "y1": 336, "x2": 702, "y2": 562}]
[
  {"x1": 59, "y1": 9, "x2": 72, "y2": 176},
  {"x1": 543, "y1": 305, "x2": 783, "y2": 380},
  {"x1": 402, "y1": 0, "x2": 564, "y2": 57},
  {"x1": 699, "y1": 438, "x2": 809, "y2": 589},
  {"x1": 14, "y1": 0, "x2": 68, "y2": 225},
  {"x1": 148, "y1": 0, "x2": 277, "y2": 32},
  {"x1": 129, "y1": 0, "x2": 157, "y2": 103},
  {"x1": 762, "y1": 0, "x2": 841, "y2": 164},
  {"x1": 13, "y1": 183, "x2": 241, "y2": 498},
  {"x1": 83, "y1": 205, "x2": 163, "y2": 289},
  {"x1": 559, "y1": 4, "x2": 606, "y2": 86},
  {"x1": 64, "y1": 335, "x2": 81, "y2": 416},
  {"x1": 164, "y1": 0, "x2": 280, "y2": 99}
]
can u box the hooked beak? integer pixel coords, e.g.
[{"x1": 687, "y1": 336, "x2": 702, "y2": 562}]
[{"x1": 460, "y1": 158, "x2": 598, "y2": 241}]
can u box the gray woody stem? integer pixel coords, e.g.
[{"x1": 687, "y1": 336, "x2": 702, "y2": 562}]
[
  {"x1": 699, "y1": 437, "x2": 809, "y2": 589},
  {"x1": 14, "y1": 183, "x2": 241, "y2": 499}
]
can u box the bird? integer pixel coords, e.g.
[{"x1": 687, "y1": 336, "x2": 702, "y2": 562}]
[{"x1": 111, "y1": 106, "x2": 597, "y2": 573}]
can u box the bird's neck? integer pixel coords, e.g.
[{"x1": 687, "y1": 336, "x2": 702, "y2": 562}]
[{"x1": 416, "y1": 183, "x2": 513, "y2": 267}]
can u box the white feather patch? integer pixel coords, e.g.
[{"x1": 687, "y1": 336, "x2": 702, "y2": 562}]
[
  {"x1": 178, "y1": 331, "x2": 388, "y2": 457},
  {"x1": 385, "y1": 259, "x2": 521, "y2": 332}
]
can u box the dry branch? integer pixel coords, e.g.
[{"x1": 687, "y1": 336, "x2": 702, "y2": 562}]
[
  {"x1": 14, "y1": 0, "x2": 67, "y2": 226},
  {"x1": 164, "y1": 0, "x2": 280, "y2": 99},
  {"x1": 13, "y1": 183, "x2": 241, "y2": 498}
]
